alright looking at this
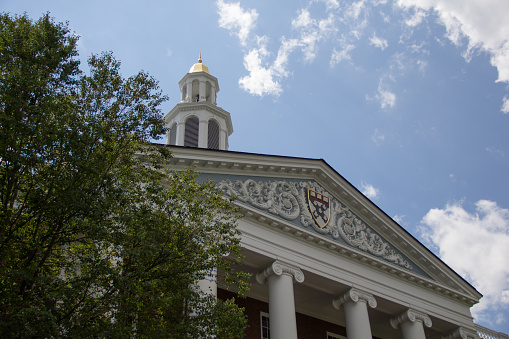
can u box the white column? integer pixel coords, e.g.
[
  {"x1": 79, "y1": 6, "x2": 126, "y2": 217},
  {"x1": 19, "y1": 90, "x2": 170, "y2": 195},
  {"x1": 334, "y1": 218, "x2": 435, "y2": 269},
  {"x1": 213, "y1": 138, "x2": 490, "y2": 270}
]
[
  {"x1": 219, "y1": 129, "x2": 227, "y2": 150},
  {"x1": 196, "y1": 268, "x2": 217, "y2": 297},
  {"x1": 391, "y1": 308, "x2": 432, "y2": 339},
  {"x1": 176, "y1": 121, "x2": 185, "y2": 146},
  {"x1": 210, "y1": 85, "x2": 216, "y2": 104},
  {"x1": 199, "y1": 81, "x2": 206, "y2": 102},
  {"x1": 256, "y1": 261, "x2": 304, "y2": 339},
  {"x1": 198, "y1": 119, "x2": 208, "y2": 148},
  {"x1": 186, "y1": 81, "x2": 192, "y2": 102},
  {"x1": 332, "y1": 287, "x2": 377, "y2": 339}
]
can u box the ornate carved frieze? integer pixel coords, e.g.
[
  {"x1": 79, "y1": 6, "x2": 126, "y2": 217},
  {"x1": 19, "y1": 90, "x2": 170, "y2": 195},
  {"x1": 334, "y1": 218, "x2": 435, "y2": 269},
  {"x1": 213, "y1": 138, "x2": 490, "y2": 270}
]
[
  {"x1": 332, "y1": 287, "x2": 377, "y2": 310},
  {"x1": 217, "y1": 178, "x2": 412, "y2": 269},
  {"x1": 256, "y1": 260, "x2": 305, "y2": 284},
  {"x1": 390, "y1": 308, "x2": 433, "y2": 329}
]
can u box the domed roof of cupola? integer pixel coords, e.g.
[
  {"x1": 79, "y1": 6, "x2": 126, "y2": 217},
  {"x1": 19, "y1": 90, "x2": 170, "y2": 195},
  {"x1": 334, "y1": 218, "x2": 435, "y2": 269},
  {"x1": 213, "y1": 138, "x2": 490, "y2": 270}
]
[{"x1": 189, "y1": 53, "x2": 209, "y2": 74}]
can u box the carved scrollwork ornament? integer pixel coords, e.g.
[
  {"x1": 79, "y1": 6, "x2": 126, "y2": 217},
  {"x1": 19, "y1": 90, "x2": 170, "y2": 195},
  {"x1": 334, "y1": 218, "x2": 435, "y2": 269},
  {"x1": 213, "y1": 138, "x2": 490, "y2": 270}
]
[
  {"x1": 390, "y1": 309, "x2": 432, "y2": 330},
  {"x1": 332, "y1": 287, "x2": 377, "y2": 310},
  {"x1": 256, "y1": 260, "x2": 305, "y2": 284},
  {"x1": 442, "y1": 327, "x2": 480, "y2": 339},
  {"x1": 217, "y1": 178, "x2": 413, "y2": 269}
]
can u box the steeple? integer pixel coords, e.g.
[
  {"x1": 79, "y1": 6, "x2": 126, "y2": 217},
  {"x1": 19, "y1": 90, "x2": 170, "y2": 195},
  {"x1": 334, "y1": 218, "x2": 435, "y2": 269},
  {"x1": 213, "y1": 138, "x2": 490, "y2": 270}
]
[{"x1": 164, "y1": 55, "x2": 233, "y2": 150}]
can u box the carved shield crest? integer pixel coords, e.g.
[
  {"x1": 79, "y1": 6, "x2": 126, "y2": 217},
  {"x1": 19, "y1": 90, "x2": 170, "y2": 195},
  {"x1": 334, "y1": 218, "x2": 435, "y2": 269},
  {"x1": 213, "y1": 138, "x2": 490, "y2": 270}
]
[{"x1": 307, "y1": 189, "x2": 331, "y2": 228}]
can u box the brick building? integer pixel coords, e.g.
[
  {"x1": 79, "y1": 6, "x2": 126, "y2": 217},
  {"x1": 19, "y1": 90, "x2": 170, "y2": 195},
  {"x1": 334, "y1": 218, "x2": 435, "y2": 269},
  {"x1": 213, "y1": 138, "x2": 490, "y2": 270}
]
[{"x1": 163, "y1": 57, "x2": 507, "y2": 339}]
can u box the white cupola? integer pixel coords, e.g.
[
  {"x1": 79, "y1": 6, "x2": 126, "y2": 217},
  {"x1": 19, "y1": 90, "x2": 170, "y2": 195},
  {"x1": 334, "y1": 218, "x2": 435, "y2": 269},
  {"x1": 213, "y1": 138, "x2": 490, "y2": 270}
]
[{"x1": 164, "y1": 55, "x2": 233, "y2": 150}]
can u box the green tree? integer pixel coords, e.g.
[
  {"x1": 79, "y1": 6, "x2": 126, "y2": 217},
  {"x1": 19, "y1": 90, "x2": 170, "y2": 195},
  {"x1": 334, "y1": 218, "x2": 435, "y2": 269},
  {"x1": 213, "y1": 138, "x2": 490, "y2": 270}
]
[{"x1": 0, "y1": 13, "x2": 248, "y2": 338}]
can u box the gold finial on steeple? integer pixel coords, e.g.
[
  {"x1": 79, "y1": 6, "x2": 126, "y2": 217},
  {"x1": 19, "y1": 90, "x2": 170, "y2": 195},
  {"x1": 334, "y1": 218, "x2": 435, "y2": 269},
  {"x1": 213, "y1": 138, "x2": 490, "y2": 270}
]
[{"x1": 189, "y1": 52, "x2": 209, "y2": 73}]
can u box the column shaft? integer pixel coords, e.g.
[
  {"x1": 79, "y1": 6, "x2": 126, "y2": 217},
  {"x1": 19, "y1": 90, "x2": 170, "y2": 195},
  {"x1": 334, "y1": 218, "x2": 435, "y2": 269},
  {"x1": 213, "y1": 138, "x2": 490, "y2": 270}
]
[
  {"x1": 198, "y1": 119, "x2": 208, "y2": 148},
  {"x1": 256, "y1": 261, "x2": 304, "y2": 339},
  {"x1": 199, "y1": 81, "x2": 206, "y2": 101},
  {"x1": 186, "y1": 81, "x2": 192, "y2": 102},
  {"x1": 219, "y1": 129, "x2": 227, "y2": 150},
  {"x1": 177, "y1": 121, "x2": 185, "y2": 146},
  {"x1": 343, "y1": 300, "x2": 373, "y2": 339},
  {"x1": 210, "y1": 86, "x2": 216, "y2": 104},
  {"x1": 268, "y1": 273, "x2": 298, "y2": 339},
  {"x1": 391, "y1": 308, "x2": 432, "y2": 339},
  {"x1": 333, "y1": 288, "x2": 377, "y2": 339},
  {"x1": 400, "y1": 320, "x2": 426, "y2": 339}
]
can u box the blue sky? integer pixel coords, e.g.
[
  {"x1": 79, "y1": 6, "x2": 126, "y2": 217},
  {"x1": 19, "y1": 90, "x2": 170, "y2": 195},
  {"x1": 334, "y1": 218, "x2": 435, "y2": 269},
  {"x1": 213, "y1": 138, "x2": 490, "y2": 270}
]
[{"x1": 3, "y1": 0, "x2": 509, "y2": 334}]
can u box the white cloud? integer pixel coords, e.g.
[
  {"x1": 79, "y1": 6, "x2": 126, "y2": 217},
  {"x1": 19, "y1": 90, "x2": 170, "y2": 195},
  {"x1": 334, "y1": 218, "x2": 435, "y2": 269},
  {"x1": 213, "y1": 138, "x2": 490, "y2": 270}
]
[
  {"x1": 236, "y1": 36, "x2": 304, "y2": 97},
  {"x1": 272, "y1": 38, "x2": 301, "y2": 77},
  {"x1": 330, "y1": 44, "x2": 355, "y2": 66},
  {"x1": 372, "y1": 129, "x2": 385, "y2": 145},
  {"x1": 218, "y1": 1, "x2": 339, "y2": 96},
  {"x1": 346, "y1": 0, "x2": 366, "y2": 20},
  {"x1": 502, "y1": 96, "x2": 509, "y2": 114},
  {"x1": 404, "y1": 8, "x2": 426, "y2": 27},
  {"x1": 216, "y1": 1, "x2": 290, "y2": 96},
  {"x1": 374, "y1": 81, "x2": 396, "y2": 109},
  {"x1": 393, "y1": 214, "x2": 405, "y2": 224},
  {"x1": 420, "y1": 200, "x2": 509, "y2": 325},
  {"x1": 292, "y1": 9, "x2": 314, "y2": 29},
  {"x1": 238, "y1": 42, "x2": 283, "y2": 97},
  {"x1": 370, "y1": 33, "x2": 388, "y2": 51},
  {"x1": 417, "y1": 59, "x2": 427, "y2": 74},
  {"x1": 396, "y1": 0, "x2": 509, "y2": 84},
  {"x1": 217, "y1": 0, "x2": 258, "y2": 46},
  {"x1": 292, "y1": 10, "x2": 337, "y2": 62},
  {"x1": 361, "y1": 182, "x2": 379, "y2": 199},
  {"x1": 313, "y1": 0, "x2": 340, "y2": 11},
  {"x1": 486, "y1": 147, "x2": 506, "y2": 157}
]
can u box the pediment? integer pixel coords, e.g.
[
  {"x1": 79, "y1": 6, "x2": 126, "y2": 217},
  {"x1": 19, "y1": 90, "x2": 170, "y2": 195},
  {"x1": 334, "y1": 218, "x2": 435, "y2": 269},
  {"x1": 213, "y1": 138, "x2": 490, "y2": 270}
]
[{"x1": 166, "y1": 146, "x2": 482, "y2": 306}]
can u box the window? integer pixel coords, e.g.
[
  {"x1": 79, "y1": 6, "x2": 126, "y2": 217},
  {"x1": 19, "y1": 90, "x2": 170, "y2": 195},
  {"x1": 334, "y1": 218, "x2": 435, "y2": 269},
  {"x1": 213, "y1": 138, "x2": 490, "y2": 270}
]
[
  {"x1": 327, "y1": 332, "x2": 346, "y2": 339},
  {"x1": 207, "y1": 120, "x2": 219, "y2": 149},
  {"x1": 184, "y1": 117, "x2": 199, "y2": 147},
  {"x1": 260, "y1": 312, "x2": 270, "y2": 339}
]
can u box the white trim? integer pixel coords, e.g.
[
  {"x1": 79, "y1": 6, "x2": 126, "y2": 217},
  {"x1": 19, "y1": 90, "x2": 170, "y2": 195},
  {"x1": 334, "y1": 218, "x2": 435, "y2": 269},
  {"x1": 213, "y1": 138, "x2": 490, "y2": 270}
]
[{"x1": 260, "y1": 311, "x2": 270, "y2": 339}]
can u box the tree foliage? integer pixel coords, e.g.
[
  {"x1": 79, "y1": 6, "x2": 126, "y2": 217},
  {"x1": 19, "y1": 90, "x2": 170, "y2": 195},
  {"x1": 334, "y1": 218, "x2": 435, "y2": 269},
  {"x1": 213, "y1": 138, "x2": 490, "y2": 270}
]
[{"x1": 0, "y1": 13, "x2": 248, "y2": 338}]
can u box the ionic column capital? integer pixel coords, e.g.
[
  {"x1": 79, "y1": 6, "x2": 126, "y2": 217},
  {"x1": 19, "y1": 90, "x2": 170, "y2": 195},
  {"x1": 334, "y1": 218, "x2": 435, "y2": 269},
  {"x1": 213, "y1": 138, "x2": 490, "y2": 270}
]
[
  {"x1": 332, "y1": 287, "x2": 377, "y2": 310},
  {"x1": 256, "y1": 260, "x2": 305, "y2": 284},
  {"x1": 442, "y1": 327, "x2": 479, "y2": 339},
  {"x1": 390, "y1": 308, "x2": 432, "y2": 329}
]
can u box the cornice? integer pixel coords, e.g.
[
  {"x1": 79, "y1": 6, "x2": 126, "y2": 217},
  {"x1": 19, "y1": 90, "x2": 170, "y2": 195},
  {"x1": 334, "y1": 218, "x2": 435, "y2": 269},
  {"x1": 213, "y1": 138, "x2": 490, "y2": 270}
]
[
  {"x1": 164, "y1": 103, "x2": 233, "y2": 133},
  {"x1": 178, "y1": 71, "x2": 219, "y2": 90}
]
